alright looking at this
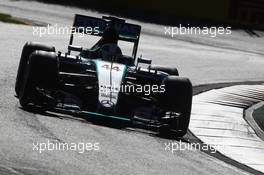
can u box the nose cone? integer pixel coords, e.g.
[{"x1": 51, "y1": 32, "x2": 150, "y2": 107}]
[{"x1": 93, "y1": 59, "x2": 127, "y2": 114}]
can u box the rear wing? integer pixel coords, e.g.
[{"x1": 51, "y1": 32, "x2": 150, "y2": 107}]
[{"x1": 69, "y1": 14, "x2": 141, "y2": 58}]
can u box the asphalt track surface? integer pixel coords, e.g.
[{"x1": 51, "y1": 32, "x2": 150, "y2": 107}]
[{"x1": 0, "y1": 0, "x2": 264, "y2": 174}]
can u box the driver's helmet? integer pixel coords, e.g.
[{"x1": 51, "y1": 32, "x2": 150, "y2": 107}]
[
  {"x1": 100, "y1": 25, "x2": 122, "y2": 60},
  {"x1": 101, "y1": 25, "x2": 118, "y2": 44}
]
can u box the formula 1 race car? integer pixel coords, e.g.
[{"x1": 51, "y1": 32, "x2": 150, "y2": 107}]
[{"x1": 15, "y1": 14, "x2": 192, "y2": 137}]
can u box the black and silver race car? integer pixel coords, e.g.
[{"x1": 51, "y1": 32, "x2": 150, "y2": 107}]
[{"x1": 15, "y1": 14, "x2": 192, "y2": 137}]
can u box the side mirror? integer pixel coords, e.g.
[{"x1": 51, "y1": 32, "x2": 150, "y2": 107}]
[
  {"x1": 68, "y1": 45, "x2": 83, "y2": 52},
  {"x1": 137, "y1": 57, "x2": 152, "y2": 65}
]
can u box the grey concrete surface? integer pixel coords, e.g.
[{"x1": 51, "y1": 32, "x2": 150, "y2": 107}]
[{"x1": 0, "y1": 0, "x2": 264, "y2": 174}]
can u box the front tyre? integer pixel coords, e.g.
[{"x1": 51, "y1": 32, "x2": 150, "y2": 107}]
[
  {"x1": 159, "y1": 76, "x2": 192, "y2": 137},
  {"x1": 15, "y1": 42, "x2": 55, "y2": 96},
  {"x1": 19, "y1": 51, "x2": 58, "y2": 109}
]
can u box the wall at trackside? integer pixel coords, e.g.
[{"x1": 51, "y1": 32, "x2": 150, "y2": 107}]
[{"x1": 38, "y1": 0, "x2": 264, "y2": 29}]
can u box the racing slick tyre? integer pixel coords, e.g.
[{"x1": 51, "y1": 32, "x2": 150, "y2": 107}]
[
  {"x1": 15, "y1": 42, "x2": 55, "y2": 96},
  {"x1": 159, "y1": 76, "x2": 192, "y2": 137},
  {"x1": 19, "y1": 51, "x2": 58, "y2": 109},
  {"x1": 150, "y1": 65, "x2": 179, "y2": 76}
]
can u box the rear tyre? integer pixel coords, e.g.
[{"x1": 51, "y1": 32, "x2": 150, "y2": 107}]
[
  {"x1": 159, "y1": 76, "x2": 192, "y2": 137},
  {"x1": 15, "y1": 42, "x2": 55, "y2": 96},
  {"x1": 150, "y1": 65, "x2": 179, "y2": 76},
  {"x1": 19, "y1": 51, "x2": 58, "y2": 109}
]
